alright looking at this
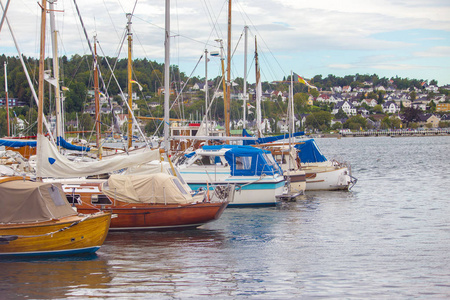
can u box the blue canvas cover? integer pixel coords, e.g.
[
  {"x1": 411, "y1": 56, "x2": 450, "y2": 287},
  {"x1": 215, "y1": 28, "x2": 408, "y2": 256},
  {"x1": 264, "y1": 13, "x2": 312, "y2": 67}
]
[
  {"x1": 294, "y1": 139, "x2": 327, "y2": 163},
  {"x1": 57, "y1": 137, "x2": 90, "y2": 152},
  {"x1": 201, "y1": 145, "x2": 283, "y2": 177},
  {"x1": 242, "y1": 129, "x2": 305, "y2": 145},
  {"x1": 0, "y1": 137, "x2": 90, "y2": 152},
  {"x1": 0, "y1": 139, "x2": 36, "y2": 147}
]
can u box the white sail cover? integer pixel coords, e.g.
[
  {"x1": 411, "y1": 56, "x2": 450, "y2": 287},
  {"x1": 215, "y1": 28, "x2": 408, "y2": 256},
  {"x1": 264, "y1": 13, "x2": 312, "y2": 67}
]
[
  {"x1": 102, "y1": 173, "x2": 191, "y2": 204},
  {"x1": 36, "y1": 134, "x2": 160, "y2": 178}
]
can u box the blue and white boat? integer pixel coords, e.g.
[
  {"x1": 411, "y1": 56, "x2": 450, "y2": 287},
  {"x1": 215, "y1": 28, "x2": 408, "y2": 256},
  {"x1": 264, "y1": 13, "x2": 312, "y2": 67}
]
[{"x1": 176, "y1": 145, "x2": 286, "y2": 207}]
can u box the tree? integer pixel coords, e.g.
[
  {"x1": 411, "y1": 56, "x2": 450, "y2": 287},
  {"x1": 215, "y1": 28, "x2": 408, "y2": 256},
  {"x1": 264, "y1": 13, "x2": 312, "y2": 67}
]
[
  {"x1": 402, "y1": 107, "x2": 421, "y2": 126},
  {"x1": 305, "y1": 111, "x2": 332, "y2": 130},
  {"x1": 79, "y1": 113, "x2": 94, "y2": 132},
  {"x1": 410, "y1": 91, "x2": 417, "y2": 101},
  {"x1": 344, "y1": 115, "x2": 367, "y2": 130},
  {"x1": 373, "y1": 104, "x2": 383, "y2": 113},
  {"x1": 334, "y1": 108, "x2": 348, "y2": 119},
  {"x1": 65, "y1": 82, "x2": 87, "y2": 113}
]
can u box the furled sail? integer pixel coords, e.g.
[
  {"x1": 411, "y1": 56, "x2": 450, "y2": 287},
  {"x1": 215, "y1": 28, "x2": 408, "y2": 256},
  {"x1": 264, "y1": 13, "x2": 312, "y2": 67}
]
[{"x1": 36, "y1": 134, "x2": 160, "y2": 178}]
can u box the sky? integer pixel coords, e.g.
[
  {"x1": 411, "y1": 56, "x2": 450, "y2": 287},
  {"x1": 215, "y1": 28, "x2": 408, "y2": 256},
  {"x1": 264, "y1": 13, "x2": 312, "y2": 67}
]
[{"x1": 1, "y1": 0, "x2": 450, "y2": 86}]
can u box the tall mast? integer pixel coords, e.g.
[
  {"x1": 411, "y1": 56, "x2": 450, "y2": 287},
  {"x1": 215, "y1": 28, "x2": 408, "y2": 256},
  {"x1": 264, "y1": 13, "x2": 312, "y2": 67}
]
[
  {"x1": 225, "y1": 0, "x2": 231, "y2": 138},
  {"x1": 126, "y1": 13, "x2": 133, "y2": 149},
  {"x1": 243, "y1": 26, "x2": 248, "y2": 130},
  {"x1": 48, "y1": 0, "x2": 63, "y2": 141},
  {"x1": 204, "y1": 48, "x2": 209, "y2": 139},
  {"x1": 4, "y1": 61, "x2": 10, "y2": 136},
  {"x1": 94, "y1": 35, "x2": 101, "y2": 151},
  {"x1": 37, "y1": 0, "x2": 47, "y2": 137},
  {"x1": 37, "y1": 0, "x2": 48, "y2": 182},
  {"x1": 289, "y1": 71, "x2": 295, "y2": 170},
  {"x1": 163, "y1": 0, "x2": 170, "y2": 153},
  {"x1": 255, "y1": 36, "x2": 262, "y2": 138}
]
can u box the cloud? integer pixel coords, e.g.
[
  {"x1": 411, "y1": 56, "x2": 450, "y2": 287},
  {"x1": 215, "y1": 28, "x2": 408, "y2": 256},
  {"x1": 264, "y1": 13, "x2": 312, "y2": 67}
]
[{"x1": 414, "y1": 46, "x2": 450, "y2": 58}]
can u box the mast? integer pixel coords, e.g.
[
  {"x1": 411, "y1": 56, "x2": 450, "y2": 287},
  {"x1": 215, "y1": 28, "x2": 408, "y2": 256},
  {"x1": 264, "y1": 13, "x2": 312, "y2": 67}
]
[
  {"x1": 163, "y1": 0, "x2": 170, "y2": 153},
  {"x1": 204, "y1": 48, "x2": 209, "y2": 139},
  {"x1": 289, "y1": 71, "x2": 294, "y2": 169},
  {"x1": 216, "y1": 39, "x2": 227, "y2": 132},
  {"x1": 1, "y1": 0, "x2": 54, "y2": 140},
  {"x1": 37, "y1": 0, "x2": 47, "y2": 138},
  {"x1": 255, "y1": 36, "x2": 262, "y2": 138},
  {"x1": 4, "y1": 61, "x2": 10, "y2": 136},
  {"x1": 243, "y1": 26, "x2": 248, "y2": 130},
  {"x1": 37, "y1": 0, "x2": 48, "y2": 181},
  {"x1": 126, "y1": 13, "x2": 133, "y2": 149},
  {"x1": 48, "y1": 0, "x2": 63, "y2": 142},
  {"x1": 225, "y1": 0, "x2": 231, "y2": 138},
  {"x1": 94, "y1": 35, "x2": 101, "y2": 151}
]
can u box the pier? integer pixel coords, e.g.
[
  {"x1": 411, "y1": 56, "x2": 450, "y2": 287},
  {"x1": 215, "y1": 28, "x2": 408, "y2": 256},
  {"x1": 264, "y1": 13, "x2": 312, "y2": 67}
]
[{"x1": 338, "y1": 129, "x2": 450, "y2": 137}]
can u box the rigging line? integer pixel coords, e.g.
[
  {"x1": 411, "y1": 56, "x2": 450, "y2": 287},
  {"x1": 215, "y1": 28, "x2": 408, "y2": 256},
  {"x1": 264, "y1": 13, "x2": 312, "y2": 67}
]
[
  {"x1": 133, "y1": 32, "x2": 163, "y2": 89},
  {"x1": 102, "y1": 0, "x2": 121, "y2": 40},
  {"x1": 170, "y1": 54, "x2": 204, "y2": 120},
  {"x1": 98, "y1": 41, "x2": 150, "y2": 149},
  {"x1": 239, "y1": 13, "x2": 286, "y2": 80},
  {"x1": 200, "y1": 0, "x2": 226, "y2": 47},
  {"x1": 152, "y1": 54, "x2": 204, "y2": 135},
  {"x1": 0, "y1": 0, "x2": 10, "y2": 33},
  {"x1": 103, "y1": 28, "x2": 128, "y2": 93},
  {"x1": 132, "y1": 15, "x2": 221, "y2": 50}
]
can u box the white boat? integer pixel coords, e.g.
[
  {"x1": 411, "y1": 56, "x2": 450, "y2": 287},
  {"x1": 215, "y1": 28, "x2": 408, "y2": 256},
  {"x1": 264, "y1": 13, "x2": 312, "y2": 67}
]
[
  {"x1": 176, "y1": 145, "x2": 286, "y2": 207},
  {"x1": 295, "y1": 139, "x2": 357, "y2": 191}
]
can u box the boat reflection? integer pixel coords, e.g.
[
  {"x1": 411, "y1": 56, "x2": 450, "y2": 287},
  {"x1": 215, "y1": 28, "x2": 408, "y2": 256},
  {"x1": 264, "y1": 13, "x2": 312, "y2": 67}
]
[{"x1": 0, "y1": 255, "x2": 111, "y2": 299}]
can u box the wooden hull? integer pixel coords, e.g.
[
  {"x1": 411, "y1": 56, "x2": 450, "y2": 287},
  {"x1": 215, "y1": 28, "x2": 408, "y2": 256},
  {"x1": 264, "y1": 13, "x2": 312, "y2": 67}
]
[
  {"x1": 5, "y1": 145, "x2": 36, "y2": 160},
  {"x1": 0, "y1": 212, "x2": 111, "y2": 257},
  {"x1": 76, "y1": 203, "x2": 228, "y2": 230},
  {"x1": 65, "y1": 186, "x2": 228, "y2": 230}
]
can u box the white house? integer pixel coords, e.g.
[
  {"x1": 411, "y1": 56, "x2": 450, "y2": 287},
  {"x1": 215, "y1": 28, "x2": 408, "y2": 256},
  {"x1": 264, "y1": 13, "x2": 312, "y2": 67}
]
[
  {"x1": 382, "y1": 101, "x2": 400, "y2": 114},
  {"x1": 332, "y1": 101, "x2": 357, "y2": 116},
  {"x1": 361, "y1": 99, "x2": 378, "y2": 107}
]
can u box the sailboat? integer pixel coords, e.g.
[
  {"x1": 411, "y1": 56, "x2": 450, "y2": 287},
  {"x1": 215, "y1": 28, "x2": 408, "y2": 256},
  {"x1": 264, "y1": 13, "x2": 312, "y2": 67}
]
[
  {"x1": 0, "y1": 177, "x2": 111, "y2": 257},
  {"x1": 49, "y1": 7, "x2": 232, "y2": 230},
  {"x1": 0, "y1": 0, "x2": 111, "y2": 257}
]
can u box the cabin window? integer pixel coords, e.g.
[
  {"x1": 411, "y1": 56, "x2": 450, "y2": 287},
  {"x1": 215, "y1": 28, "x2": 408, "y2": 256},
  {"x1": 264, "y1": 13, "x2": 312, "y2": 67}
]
[
  {"x1": 91, "y1": 194, "x2": 112, "y2": 205},
  {"x1": 48, "y1": 185, "x2": 66, "y2": 206},
  {"x1": 172, "y1": 178, "x2": 188, "y2": 195},
  {"x1": 235, "y1": 156, "x2": 252, "y2": 170},
  {"x1": 66, "y1": 194, "x2": 81, "y2": 205},
  {"x1": 173, "y1": 130, "x2": 180, "y2": 135},
  {"x1": 194, "y1": 156, "x2": 213, "y2": 165}
]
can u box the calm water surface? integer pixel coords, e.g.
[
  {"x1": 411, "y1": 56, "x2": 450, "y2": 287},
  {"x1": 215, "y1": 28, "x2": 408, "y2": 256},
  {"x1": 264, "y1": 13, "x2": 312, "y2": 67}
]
[{"x1": 1, "y1": 136, "x2": 449, "y2": 299}]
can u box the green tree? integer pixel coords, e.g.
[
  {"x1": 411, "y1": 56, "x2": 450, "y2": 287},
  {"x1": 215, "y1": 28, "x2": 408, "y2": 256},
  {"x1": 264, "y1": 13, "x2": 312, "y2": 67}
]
[
  {"x1": 373, "y1": 104, "x2": 383, "y2": 113},
  {"x1": 305, "y1": 111, "x2": 332, "y2": 130},
  {"x1": 344, "y1": 115, "x2": 367, "y2": 130},
  {"x1": 334, "y1": 108, "x2": 348, "y2": 119}
]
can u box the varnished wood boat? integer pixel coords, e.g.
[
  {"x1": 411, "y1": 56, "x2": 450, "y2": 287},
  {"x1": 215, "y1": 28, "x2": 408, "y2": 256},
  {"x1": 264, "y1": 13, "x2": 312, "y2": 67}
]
[
  {"x1": 0, "y1": 177, "x2": 111, "y2": 257},
  {"x1": 62, "y1": 173, "x2": 230, "y2": 230}
]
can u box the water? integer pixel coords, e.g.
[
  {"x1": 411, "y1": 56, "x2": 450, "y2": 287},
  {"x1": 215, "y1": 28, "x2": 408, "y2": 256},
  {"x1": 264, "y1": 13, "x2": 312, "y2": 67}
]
[{"x1": 1, "y1": 136, "x2": 450, "y2": 299}]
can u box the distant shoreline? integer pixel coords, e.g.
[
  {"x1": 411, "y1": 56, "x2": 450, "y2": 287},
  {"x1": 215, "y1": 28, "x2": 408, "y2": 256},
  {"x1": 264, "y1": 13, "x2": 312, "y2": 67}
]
[{"x1": 312, "y1": 130, "x2": 450, "y2": 139}]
